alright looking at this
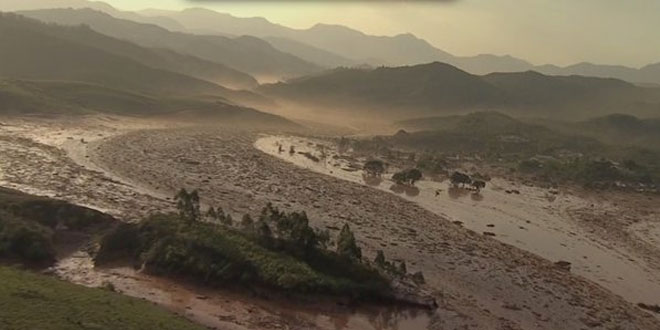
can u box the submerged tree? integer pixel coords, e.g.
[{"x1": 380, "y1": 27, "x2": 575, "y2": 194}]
[
  {"x1": 450, "y1": 171, "x2": 472, "y2": 188},
  {"x1": 471, "y1": 180, "x2": 486, "y2": 192},
  {"x1": 391, "y1": 168, "x2": 423, "y2": 186},
  {"x1": 337, "y1": 224, "x2": 362, "y2": 261},
  {"x1": 406, "y1": 169, "x2": 422, "y2": 185},
  {"x1": 363, "y1": 160, "x2": 385, "y2": 177}
]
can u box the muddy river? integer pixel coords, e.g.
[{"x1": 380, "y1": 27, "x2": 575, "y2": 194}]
[{"x1": 255, "y1": 135, "x2": 660, "y2": 306}]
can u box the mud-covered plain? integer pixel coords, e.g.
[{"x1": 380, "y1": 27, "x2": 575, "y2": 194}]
[
  {"x1": 256, "y1": 135, "x2": 660, "y2": 306},
  {"x1": 1, "y1": 118, "x2": 659, "y2": 329},
  {"x1": 91, "y1": 127, "x2": 660, "y2": 329}
]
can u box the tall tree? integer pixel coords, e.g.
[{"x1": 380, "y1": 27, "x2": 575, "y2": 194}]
[{"x1": 336, "y1": 224, "x2": 362, "y2": 261}]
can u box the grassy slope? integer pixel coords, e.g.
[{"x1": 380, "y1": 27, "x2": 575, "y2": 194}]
[{"x1": 0, "y1": 266, "x2": 204, "y2": 330}]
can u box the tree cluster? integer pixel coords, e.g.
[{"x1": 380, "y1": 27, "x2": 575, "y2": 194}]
[
  {"x1": 392, "y1": 168, "x2": 423, "y2": 186},
  {"x1": 450, "y1": 172, "x2": 486, "y2": 192},
  {"x1": 363, "y1": 159, "x2": 386, "y2": 177}
]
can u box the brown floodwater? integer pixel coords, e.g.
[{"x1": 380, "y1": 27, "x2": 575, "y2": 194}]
[{"x1": 52, "y1": 251, "x2": 432, "y2": 330}]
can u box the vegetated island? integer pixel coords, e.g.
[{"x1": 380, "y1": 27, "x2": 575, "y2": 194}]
[{"x1": 95, "y1": 188, "x2": 436, "y2": 308}]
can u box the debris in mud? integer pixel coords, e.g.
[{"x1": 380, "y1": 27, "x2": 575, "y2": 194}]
[
  {"x1": 483, "y1": 231, "x2": 497, "y2": 237},
  {"x1": 638, "y1": 303, "x2": 660, "y2": 314},
  {"x1": 555, "y1": 260, "x2": 572, "y2": 271},
  {"x1": 298, "y1": 151, "x2": 320, "y2": 162}
]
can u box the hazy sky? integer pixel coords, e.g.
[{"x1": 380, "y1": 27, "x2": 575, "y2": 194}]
[{"x1": 10, "y1": 0, "x2": 660, "y2": 67}]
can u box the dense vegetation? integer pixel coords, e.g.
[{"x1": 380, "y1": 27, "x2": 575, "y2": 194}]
[
  {"x1": 356, "y1": 112, "x2": 660, "y2": 190},
  {"x1": 0, "y1": 187, "x2": 114, "y2": 264},
  {"x1": 96, "y1": 190, "x2": 398, "y2": 300},
  {"x1": 0, "y1": 266, "x2": 205, "y2": 330}
]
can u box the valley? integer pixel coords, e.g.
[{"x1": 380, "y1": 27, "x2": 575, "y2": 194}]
[
  {"x1": 1, "y1": 1, "x2": 660, "y2": 329},
  {"x1": 2, "y1": 116, "x2": 659, "y2": 329}
]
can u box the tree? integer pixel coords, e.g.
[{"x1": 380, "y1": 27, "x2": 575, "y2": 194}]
[
  {"x1": 206, "y1": 207, "x2": 218, "y2": 221},
  {"x1": 240, "y1": 214, "x2": 254, "y2": 232},
  {"x1": 336, "y1": 224, "x2": 362, "y2": 261},
  {"x1": 175, "y1": 188, "x2": 201, "y2": 223},
  {"x1": 189, "y1": 190, "x2": 201, "y2": 221},
  {"x1": 217, "y1": 207, "x2": 226, "y2": 223},
  {"x1": 255, "y1": 219, "x2": 273, "y2": 246},
  {"x1": 398, "y1": 261, "x2": 407, "y2": 275},
  {"x1": 392, "y1": 168, "x2": 423, "y2": 186},
  {"x1": 223, "y1": 213, "x2": 233, "y2": 226},
  {"x1": 363, "y1": 160, "x2": 385, "y2": 177},
  {"x1": 406, "y1": 169, "x2": 422, "y2": 185},
  {"x1": 392, "y1": 171, "x2": 407, "y2": 185},
  {"x1": 374, "y1": 250, "x2": 386, "y2": 267}
]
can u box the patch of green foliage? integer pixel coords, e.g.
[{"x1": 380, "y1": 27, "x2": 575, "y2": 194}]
[
  {"x1": 0, "y1": 187, "x2": 114, "y2": 264},
  {"x1": 0, "y1": 266, "x2": 205, "y2": 330},
  {"x1": 96, "y1": 203, "x2": 391, "y2": 299}
]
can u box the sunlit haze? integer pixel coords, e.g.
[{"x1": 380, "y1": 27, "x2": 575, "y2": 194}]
[{"x1": 19, "y1": 0, "x2": 660, "y2": 67}]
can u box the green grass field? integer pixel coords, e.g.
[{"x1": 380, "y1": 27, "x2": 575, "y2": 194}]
[{"x1": 0, "y1": 266, "x2": 204, "y2": 330}]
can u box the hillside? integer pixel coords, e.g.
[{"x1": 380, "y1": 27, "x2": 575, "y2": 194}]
[
  {"x1": 260, "y1": 63, "x2": 660, "y2": 120},
  {"x1": 0, "y1": 13, "x2": 233, "y2": 97},
  {"x1": 0, "y1": 267, "x2": 204, "y2": 330},
  {"x1": 17, "y1": 8, "x2": 322, "y2": 81},
  {"x1": 391, "y1": 112, "x2": 660, "y2": 186},
  {"x1": 538, "y1": 114, "x2": 660, "y2": 151},
  {"x1": 4, "y1": 13, "x2": 256, "y2": 89},
  {"x1": 0, "y1": 79, "x2": 298, "y2": 130},
  {"x1": 259, "y1": 63, "x2": 506, "y2": 119},
  {"x1": 2, "y1": 0, "x2": 186, "y2": 31},
  {"x1": 263, "y1": 36, "x2": 357, "y2": 68}
]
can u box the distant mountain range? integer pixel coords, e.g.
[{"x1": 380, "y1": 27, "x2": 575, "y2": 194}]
[
  {"x1": 17, "y1": 8, "x2": 322, "y2": 81},
  {"x1": 259, "y1": 62, "x2": 660, "y2": 120},
  {"x1": 138, "y1": 7, "x2": 660, "y2": 85},
  {"x1": 6, "y1": 1, "x2": 660, "y2": 86}
]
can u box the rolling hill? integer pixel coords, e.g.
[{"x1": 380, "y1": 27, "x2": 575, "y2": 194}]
[
  {"x1": 0, "y1": 79, "x2": 298, "y2": 130},
  {"x1": 259, "y1": 62, "x2": 660, "y2": 120},
  {"x1": 6, "y1": 11, "x2": 257, "y2": 89},
  {"x1": 0, "y1": 13, "x2": 230, "y2": 97},
  {"x1": 17, "y1": 8, "x2": 323, "y2": 81}
]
